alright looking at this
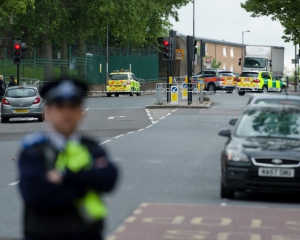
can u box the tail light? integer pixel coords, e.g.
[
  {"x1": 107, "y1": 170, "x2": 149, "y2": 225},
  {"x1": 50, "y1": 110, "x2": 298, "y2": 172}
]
[
  {"x1": 253, "y1": 79, "x2": 260, "y2": 83},
  {"x1": 33, "y1": 97, "x2": 41, "y2": 104},
  {"x1": 237, "y1": 77, "x2": 242, "y2": 82},
  {"x1": 2, "y1": 98, "x2": 10, "y2": 105},
  {"x1": 218, "y1": 77, "x2": 225, "y2": 81}
]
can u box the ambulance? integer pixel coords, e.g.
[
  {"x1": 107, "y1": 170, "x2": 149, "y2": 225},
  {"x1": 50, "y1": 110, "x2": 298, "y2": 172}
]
[
  {"x1": 106, "y1": 69, "x2": 141, "y2": 97},
  {"x1": 236, "y1": 71, "x2": 286, "y2": 96}
]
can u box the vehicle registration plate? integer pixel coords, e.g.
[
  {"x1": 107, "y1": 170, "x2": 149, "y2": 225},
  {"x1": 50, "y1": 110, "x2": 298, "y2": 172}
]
[
  {"x1": 258, "y1": 168, "x2": 295, "y2": 178},
  {"x1": 14, "y1": 109, "x2": 29, "y2": 113}
]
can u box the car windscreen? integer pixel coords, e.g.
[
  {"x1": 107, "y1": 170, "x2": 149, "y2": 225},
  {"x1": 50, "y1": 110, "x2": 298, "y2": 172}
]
[
  {"x1": 234, "y1": 108, "x2": 300, "y2": 139},
  {"x1": 254, "y1": 99, "x2": 300, "y2": 106},
  {"x1": 109, "y1": 74, "x2": 128, "y2": 80},
  {"x1": 5, "y1": 88, "x2": 37, "y2": 98},
  {"x1": 244, "y1": 57, "x2": 266, "y2": 68},
  {"x1": 240, "y1": 72, "x2": 258, "y2": 78}
]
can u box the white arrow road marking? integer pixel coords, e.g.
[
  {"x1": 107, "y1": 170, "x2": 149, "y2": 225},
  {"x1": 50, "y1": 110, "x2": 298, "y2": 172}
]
[
  {"x1": 9, "y1": 181, "x2": 19, "y2": 186},
  {"x1": 108, "y1": 116, "x2": 126, "y2": 120}
]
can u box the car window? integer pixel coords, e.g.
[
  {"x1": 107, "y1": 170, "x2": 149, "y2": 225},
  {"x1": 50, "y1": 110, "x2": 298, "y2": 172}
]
[
  {"x1": 261, "y1": 72, "x2": 270, "y2": 79},
  {"x1": 109, "y1": 74, "x2": 128, "y2": 80},
  {"x1": 208, "y1": 71, "x2": 216, "y2": 77},
  {"x1": 6, "y1": 88, "x2": 37, "y2": 98},
  {"x1": 220, "y1": 72, "x2": 234, "y2": 77},
  {"x1": 254, "y1": 99, "x2": 300, "y2": 105},
  {"x1": 234, "y1": 108, "x2": 300, "y2": 139},
  {"x1": 270, "y1": 73, "x2": 276, "y2": 80},
  {"x1": 240, "y1": 72, "x2": 258, "y2": 78}
]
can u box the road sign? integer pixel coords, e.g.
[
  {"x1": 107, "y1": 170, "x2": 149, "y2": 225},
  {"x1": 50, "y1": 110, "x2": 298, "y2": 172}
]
[
  {"x1": 171, "y1": 86, "x2": 178, "y2": 104},
  {"x1": 176, "y1": 49, "x2": 184, "y2": 60},
  {"x1": 292, "y1": 59, "x2": 300, "y2": 64},
  {"x1": 182, "y1": 83, "x2": 187, "y2": 88}
]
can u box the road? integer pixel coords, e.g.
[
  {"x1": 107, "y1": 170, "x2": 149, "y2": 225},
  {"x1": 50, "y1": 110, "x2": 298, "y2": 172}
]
[{"x1": 0, "y1": 92, "x2": 299, "y2": 239}]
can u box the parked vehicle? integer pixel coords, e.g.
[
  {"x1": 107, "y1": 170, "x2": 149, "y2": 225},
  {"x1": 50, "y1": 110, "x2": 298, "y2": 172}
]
[
  {"x1": 106, "y1": 69, "x2": 141, "y2": 97},
  {"x1": 236, "y1": 71, "x2": 286, "y2": 96},
  {"x1": 240, "y1": 45, "x2": 284, "y2": 78},
  {"x1": 246, "y1": 94, "x2": 300, "y2": 106},
  {"x1": 1, "y1": 86, "x2": 45, "y2": 123},
  {"x1": 193, "y1": 69, "x2": 237, "y2": 93},
  {"x1": 218, "y1": 104, "x2": 300, "y2": 199}
]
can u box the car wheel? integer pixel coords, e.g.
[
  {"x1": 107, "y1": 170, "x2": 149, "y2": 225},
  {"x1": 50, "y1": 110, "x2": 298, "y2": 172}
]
[
  {"x1": 220, "y1": 183, "x2": 235, "y2": 199},
  {"x1": 281, "y1": 85, "x2": 286, "y2": 93},
  {"x1": 262, "y1": 85, "x2": 268, "y2": 93},
  {"x1": 38, "y1": 115, "x2": 44, "y2": 122},
  {"x1": 107, "y1": 93, "x2": 111, "y2": 97},
  {"x1": 1, "y1": 117, "x2": 8, "y2": 123},
  {"x1": 238, "y1": 91, "x2": 245, "y2": 96},
  {"x1": 129, "y1": 92, "x2": 134, "y2": 96},
  {"x1": 115, "y1": 93, "x2": 119, "y2": 97},
  {"x1": 136, "y1": 92, "x2": 141, "y2": 96},
  {"x1": 226, "y1": 90, "x2": 233, "y2": 93},
  {"x1": 208, "y1": 83, "x2": 216, "y2": 93}
]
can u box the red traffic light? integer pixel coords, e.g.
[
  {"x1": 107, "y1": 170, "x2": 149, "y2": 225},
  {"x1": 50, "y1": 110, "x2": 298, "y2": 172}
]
[
  {"x1": 163, "y1": 40, "x2": 170, "y2": 46},
  {"x1": 14, "y1": 44, "x2": 21, "y2": 50}
]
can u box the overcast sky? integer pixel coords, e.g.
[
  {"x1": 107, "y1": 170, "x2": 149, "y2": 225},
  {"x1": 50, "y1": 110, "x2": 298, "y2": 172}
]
[{"x1": 169, "y1": 0, "x2": 295, "y2": 72}]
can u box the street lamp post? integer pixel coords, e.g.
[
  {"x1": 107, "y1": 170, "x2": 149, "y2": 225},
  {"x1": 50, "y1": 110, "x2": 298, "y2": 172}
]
[{"x1": 242, "y1": 30, "x2": 250, "y2": 68}]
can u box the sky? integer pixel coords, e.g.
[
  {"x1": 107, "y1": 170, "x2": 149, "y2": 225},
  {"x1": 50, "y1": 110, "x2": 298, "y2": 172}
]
[{"x1": 169, "y1": 0, "x2": 295, "y2": 73}]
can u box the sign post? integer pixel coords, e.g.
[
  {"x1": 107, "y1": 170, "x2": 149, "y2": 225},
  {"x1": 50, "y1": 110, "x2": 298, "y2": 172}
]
[
  {"x1": 182, "y1": 82, "x2": 187, "y2": 100},
  {"x1": 171, "y1": 86, "x2": 178, "y2": 104}
]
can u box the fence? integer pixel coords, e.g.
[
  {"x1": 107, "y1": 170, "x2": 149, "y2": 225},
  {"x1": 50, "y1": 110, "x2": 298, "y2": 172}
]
[{"x1": 0, "y1": 45, "x2": 159, "y2": 85}]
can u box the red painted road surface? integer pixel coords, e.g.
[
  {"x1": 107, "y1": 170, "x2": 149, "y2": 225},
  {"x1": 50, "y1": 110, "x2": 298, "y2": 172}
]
[{"x1": 107, "y1": 203, "x2": 300, "y2": 240}]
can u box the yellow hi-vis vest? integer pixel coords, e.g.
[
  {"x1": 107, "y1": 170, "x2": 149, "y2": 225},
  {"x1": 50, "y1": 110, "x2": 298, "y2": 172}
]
[{"x1": 55, "y1": 141, "x2": 107, "y2": 223}]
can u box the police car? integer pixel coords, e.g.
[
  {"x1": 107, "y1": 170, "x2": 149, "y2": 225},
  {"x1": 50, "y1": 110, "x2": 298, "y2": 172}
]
[
  {"x1": 236, "y1": 71, "x2": 286, "y2": 96},
  {"x1": 106, "y1": 69, "x2": 141, "y2": 97}
]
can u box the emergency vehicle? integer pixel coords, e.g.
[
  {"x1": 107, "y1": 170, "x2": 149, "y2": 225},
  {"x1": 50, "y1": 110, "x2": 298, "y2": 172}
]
[
  {"x1": 236, "y1": 71, "x2": 286, "y2": 96},
  {"x1": 106, "y1": 69, "x2": 141, "y2": 97},
  {"x1": 193, "y1": 69, "x2": 237, "y2": 93}
]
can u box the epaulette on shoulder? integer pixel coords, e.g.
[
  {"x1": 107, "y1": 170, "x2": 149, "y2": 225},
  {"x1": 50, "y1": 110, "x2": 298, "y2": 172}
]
[{"x1": 22, "y1": 132, "x2": 47, "y2": 149}]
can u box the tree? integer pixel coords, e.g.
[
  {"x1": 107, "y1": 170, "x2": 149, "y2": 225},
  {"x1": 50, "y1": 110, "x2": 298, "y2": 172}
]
[
  {"x1": 241, "y1": 0, "x2": 300, "y2": 44},
  {"x1": 212, "y1": 58, "x2": 222, "y2": 69}
]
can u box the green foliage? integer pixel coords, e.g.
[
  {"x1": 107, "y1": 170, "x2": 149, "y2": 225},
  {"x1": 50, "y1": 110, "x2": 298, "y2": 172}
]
[
  {"x1": 1, "y1": 0, "x2": 192, "y2": 48},
  {"x1": 212, "y1": 58, "x2": 222, "y2": 69},
  {"x1": 241, "y1": 0, "x2": 300, "y2": 44}
]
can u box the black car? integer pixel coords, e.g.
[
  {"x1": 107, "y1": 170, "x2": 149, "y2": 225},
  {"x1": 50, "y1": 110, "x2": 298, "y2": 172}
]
[{"x1": 218, "y1": 104, "x2": 300, "y2": 199}]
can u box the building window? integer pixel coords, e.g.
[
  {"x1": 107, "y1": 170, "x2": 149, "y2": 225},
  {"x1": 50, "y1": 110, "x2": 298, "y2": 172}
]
[
  {"x1": 205, "y1": 44, "x2": 208, "y2": 55},
  {"x1": 223, "y1": 64, "x2": 227, "y2": 70},
  {"x1": 223, "y1": 47, "x2": 227, "y2": 56},
  {"x1": 230, "y1": 65, "x2": 234, "y2": 72},
  {"x1": 230, "y1": 48, "x2": 234, "y2": 57}
]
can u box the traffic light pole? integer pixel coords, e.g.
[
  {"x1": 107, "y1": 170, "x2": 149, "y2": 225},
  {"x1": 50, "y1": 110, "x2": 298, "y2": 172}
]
[
  {"x1": 17, "y1": 64, "x2": 20, "y2": 85},
  {"x1": 166, "y1": 60, "x2": 170, "y2": 102}
]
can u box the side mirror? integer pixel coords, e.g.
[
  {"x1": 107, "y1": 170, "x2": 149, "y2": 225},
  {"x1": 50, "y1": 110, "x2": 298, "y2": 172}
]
[
  {"x1": 229, "y1": 118, "x2": 237, "y2": 126},
  {"x1": 218, "y1": 128, "x2": 231, "y2": 137}
]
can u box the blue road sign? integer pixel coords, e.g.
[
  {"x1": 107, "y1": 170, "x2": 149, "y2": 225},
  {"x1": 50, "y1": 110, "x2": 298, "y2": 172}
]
[
  {"x1": 198, "y1": 80, "x2": 204, "y2": 84},
  {"x1": 171, "y1": 86, "x2": 178, "y2": 93},
  {"x1": 182, "y1": 83, "x2": 187, "y2": 88}
]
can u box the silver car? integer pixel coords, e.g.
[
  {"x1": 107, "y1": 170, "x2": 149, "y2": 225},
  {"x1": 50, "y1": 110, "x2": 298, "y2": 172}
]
[{"x1": 1, "y1": 86, "x2": 45, "y2": 123}]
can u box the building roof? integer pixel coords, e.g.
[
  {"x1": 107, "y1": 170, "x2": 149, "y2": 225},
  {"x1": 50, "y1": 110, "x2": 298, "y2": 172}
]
[{"x1": 195, "y1": 36, "x2": 243, "y2": 47}]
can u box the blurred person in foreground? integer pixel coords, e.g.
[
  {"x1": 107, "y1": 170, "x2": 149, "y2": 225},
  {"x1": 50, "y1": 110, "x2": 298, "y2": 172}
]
[
  {"x1": 17, "y1": 79, "x2": 118, "y2": 240},
  {"x1": 8, "y1": 75, "x2": 17, "y2": 87}
]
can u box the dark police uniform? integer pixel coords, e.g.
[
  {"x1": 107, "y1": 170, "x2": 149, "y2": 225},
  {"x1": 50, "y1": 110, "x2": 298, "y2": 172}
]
[{"x1": 18, "y1": 80, "x2": 118, "y2": 240}]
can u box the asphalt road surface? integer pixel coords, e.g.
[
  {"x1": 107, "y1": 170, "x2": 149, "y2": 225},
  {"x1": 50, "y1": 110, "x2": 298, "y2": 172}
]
[{"x1": 1, "y1": 92, "x2": 299, "y2": 240}]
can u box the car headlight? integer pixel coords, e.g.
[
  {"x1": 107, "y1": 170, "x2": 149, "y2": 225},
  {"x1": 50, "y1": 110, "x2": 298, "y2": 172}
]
[{"x1": 226, "y1": 149, "x2": 249, "y2": 162}]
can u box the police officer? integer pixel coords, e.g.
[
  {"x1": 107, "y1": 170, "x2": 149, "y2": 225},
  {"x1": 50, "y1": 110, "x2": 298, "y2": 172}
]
[
  {"x1": 8, "y1": 75, "x2": 17, "y2": 87},
  {"x1": 18, "y1": 79, "x2": 118, "y2": 240}
]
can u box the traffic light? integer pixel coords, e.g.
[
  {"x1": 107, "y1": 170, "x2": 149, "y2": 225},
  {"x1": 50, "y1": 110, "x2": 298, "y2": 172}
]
[
  {"x1": 21, "y1": 43, "x2": 28, "y2": 59},
  {"x1": 238, "y1": 58, "x2": 242, "y2": 66},
  {"x1": 13, "y1": 39, "x2": 22, "y2": 64},
  {"x1": 187, "y1": 36, "x2": 195, "y2": 61},
  {"x1": 162, "y1": 37, "x2": 173, "y2": 61}
]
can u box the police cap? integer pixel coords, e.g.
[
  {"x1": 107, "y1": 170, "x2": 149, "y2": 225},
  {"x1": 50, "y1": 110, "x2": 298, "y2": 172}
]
[{"x1": 40, "y1": 79, "x2": 88, "y2": 105}]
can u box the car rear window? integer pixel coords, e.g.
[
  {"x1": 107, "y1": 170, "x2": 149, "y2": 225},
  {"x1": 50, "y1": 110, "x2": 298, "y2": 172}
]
[
  {"x1": 254, "y1": 99, "x2": 300, "y2": 105},
  {"x1": 109, "y1": 74, "x2": 128, "y2": 80},
  {"x1": 240, "y1": 72, "x2": 258, "y2": 78},
  {"x1": 5, "y1": 88, "x2": 37, "y2": 98},
  {"x1": 220, "y1": 72, "x2": 234, "y2": 77}
]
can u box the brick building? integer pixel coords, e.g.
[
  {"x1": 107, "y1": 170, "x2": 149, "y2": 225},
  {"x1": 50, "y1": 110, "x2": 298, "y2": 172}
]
[{"x1": 200, "y1": 37, "x2": 243, "y2": 74}]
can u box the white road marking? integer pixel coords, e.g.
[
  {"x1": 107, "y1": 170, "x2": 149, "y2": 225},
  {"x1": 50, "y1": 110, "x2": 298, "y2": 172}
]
[
  {"x1": 127, "y1": 131, "x2": 134, "y2": 134},
  {"x1": 114, "y1": 134, "x2": 124, "y2": 139},
  {"x1": 138, "y1": 129, "x2": 144, "y2": 131},
  {"x1": 99, "y1": 140, "x2": 111, "y2": 145},
  {"x1": 221, "y1": 203, "x2": 227, "y2": 206},
  {"x1": 82, "y1": 108, "x2": 89, "y2": 113},
  {"x1": 9, "y1": 181, "x2": 19, "y2": 186},
  {"x1": 108, "y1": 116, "x2": 126, "y2": 120},
  {"x1": 146, "y1": 125, "x2": 152, "y2": 128}
]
